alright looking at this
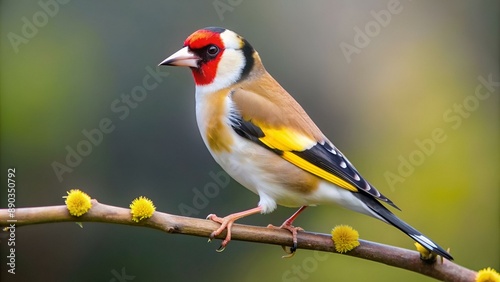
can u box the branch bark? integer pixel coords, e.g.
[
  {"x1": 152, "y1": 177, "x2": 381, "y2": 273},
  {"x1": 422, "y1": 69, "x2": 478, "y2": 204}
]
[{"x1": 0, "y1": 200, "x2": 476, "y2": 281}]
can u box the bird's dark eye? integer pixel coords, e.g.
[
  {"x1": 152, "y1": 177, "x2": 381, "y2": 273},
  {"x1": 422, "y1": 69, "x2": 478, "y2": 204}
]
[{"x1": 207, "y1": 45, "x2": 219, "y2": 56}]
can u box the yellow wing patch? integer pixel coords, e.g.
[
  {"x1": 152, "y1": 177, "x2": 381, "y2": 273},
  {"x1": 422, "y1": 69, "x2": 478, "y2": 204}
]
[
  {"x1": 258, "y1": 127, "x2": 316, "y2": 151},
  {"x1": 282, "y1": 152, "x2": 358, "y2": 192},
  {"x1": 256, "y1": 125, "x2": 358, "y2": 192}
]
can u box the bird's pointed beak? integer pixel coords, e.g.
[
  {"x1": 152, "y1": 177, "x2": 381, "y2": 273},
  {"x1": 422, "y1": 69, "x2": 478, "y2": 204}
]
[{"x1": 158, "y1": 46, "x2": 200, "y2": 68}]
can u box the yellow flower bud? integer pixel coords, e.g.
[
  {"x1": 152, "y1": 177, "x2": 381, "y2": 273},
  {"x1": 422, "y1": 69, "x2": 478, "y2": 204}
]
[
  {"x1": 130, "y1": 196, "x2": 156, "y2": 222},
  {"x1": 331, "y1": 225, "x2": 360, "y2": 253},
  {"x1": 63, "y1": 189, "x2": 92, "y2": 217}
]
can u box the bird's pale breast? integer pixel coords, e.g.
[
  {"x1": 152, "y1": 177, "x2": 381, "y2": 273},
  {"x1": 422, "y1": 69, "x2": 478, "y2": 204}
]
[{"x1": 195, "y1": 88, "x2": 321, "y2": 213}]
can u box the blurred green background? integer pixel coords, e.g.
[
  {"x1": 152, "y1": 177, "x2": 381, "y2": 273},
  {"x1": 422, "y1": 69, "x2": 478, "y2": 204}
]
[{"x1": 1, "y1": 1, "x2": 498, "y2": 281}]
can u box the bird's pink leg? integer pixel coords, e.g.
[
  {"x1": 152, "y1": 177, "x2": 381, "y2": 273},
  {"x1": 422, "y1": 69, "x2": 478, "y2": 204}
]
[
  {"x1": 268, "y1": 206, "x2": 308, "y2": 256},
  {"x1": 206, "y1": 206, "x2": 263, "y2": 252}
]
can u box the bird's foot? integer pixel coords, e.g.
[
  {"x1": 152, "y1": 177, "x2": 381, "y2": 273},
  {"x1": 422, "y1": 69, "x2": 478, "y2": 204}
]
[
  {"x1": 206, "y1": 206, "x2": 263, "y2": 252},
  {"x1": 267, "y1": 223, "x2": 304, "y2": 258},
  {"x1": 206, "y1": 213, "x2": 235, "y2": 252}
]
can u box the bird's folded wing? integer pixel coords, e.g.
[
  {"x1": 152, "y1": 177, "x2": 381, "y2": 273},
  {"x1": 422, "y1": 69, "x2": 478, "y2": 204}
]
[{"x1": 230, "y1": 88, "x2": 397, "y2": 208}]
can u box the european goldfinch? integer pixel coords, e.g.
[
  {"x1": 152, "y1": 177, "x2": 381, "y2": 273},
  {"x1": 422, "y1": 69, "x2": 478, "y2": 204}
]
[{"x1": 159, "y1": 27, "x2": 453, "y2": 260}]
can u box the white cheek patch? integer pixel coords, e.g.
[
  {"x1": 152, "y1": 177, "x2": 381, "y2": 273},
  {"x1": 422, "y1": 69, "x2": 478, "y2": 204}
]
[
  {"x1": 194, "y1": 49, "x2": 245, "y2": 95},
  {"x1": 215, "y1": 49, "x2": 245, "y2": 86},
  {"x1": 220, "y1": 30, "x2": 243, "y2": 49}
]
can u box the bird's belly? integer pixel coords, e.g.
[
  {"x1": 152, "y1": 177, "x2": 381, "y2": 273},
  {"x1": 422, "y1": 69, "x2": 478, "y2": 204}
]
[{"x1": 208, "y1": 134, "x2": 322, "y2": 213}]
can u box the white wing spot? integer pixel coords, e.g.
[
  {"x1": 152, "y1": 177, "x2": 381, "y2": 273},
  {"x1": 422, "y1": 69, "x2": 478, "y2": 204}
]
[
  {"x1": 354, "y1": 174, "x2": 361, "y2": 181},
  {"x1": 325, "y1": 143, "x2": 337, "y2": 155},
  {"x1": 340, "y1": 161, "x2": 347, "y2": 168}
]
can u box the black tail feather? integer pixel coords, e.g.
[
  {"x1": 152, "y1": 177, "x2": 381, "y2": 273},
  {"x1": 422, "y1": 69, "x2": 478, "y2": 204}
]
[{"x1": 354, "y1": 193, "x2": 454, "y2": 260}]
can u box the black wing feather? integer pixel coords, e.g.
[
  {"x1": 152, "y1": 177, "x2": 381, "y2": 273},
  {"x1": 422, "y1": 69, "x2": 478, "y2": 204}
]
[{"x1": 231, "y1": 114, "x2": 399, "y2": 209}]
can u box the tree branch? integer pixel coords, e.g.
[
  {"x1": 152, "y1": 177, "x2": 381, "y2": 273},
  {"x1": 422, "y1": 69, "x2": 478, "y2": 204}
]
[{"x1": 0, "y1": 200, "x2": 476, "y2": 281}]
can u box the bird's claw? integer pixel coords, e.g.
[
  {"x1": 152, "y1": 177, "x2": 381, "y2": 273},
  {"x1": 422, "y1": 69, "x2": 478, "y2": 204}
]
[
  {"x1": 268, "y1": 223, "x2": 303, "y2": 258},
  {"x1": 280, "y1": 245, "x2": 296, "y2": 258},
  {"x1": 216, "y1": 244, "x2": 226, "y2": 252},
  {"x1": 209, "y1": 231, "x2": 216, "y2": 240},
  {"x1": 206, "y1": 213, "x2": 233, "y2": 252},
  {"x1": 205, "y1": 207, "x2": 263, "y2": 253}
]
